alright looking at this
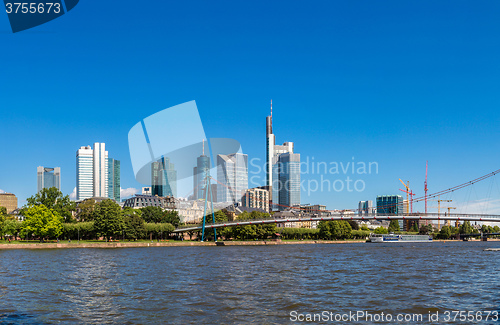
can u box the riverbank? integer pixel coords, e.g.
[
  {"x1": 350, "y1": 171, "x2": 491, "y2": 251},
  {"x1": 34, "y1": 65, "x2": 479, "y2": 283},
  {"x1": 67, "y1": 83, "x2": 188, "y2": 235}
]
[{"x1": 0, "y1": 238, "x2": 498, "y2": 249}]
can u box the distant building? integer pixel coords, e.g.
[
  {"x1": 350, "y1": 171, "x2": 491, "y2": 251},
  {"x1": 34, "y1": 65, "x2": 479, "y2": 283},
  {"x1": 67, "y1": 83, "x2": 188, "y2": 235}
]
[
  {"x1": 107, "y1": 158, "x2": 120, "y2": 202},
  {"x1": 241, "y1": 187, "x2": 270, "y2": 212},
  {"x1": 193, "y1": 152, "x2": 210, "y2": 200},
  {"x1": 217, "y1": 153, "x2": 248, "y2": 204},
  {"x1": 37, "y1": 166, "x2": 61, "y2": 193},
  {"x1": 142, "y1": 187, "x2": 152, "y2": 195},
  {"x1": 0, "y1": 193, "x2": 18, "y2": 214},
  {"x1": 358, "y1": 200, "x2": 373, "y2": 215},
  {"x1": 276, "y1": 151, "x2": 301, "y2": 211},
  {"x1": 301, "y1": 204, "x2": 328, "y2": 217},
  {"x1": 122, "y1": 195, "x2": 176, "y2": 209},
  {"x1": 376, "y1": 195, "x2": 404, "y2": 231},
  {"x1": 266, "y1": 102, "x2": 301, "y2": 211},
  {"x1": 152, "y1": 157, "x2": 177, "y2": 197},
  {"x1": 76, "y1": 143, "x2": 119, "y2": 201}
]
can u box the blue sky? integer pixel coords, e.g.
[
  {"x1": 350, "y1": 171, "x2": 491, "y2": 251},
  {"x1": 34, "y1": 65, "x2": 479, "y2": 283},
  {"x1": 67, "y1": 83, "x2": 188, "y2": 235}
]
[{"x1": 1, "y1": 0, "x2": 500, "y2": 213}]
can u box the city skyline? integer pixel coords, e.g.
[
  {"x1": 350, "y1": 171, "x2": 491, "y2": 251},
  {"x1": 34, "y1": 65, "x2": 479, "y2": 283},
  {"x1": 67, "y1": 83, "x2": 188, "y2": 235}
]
[{"x1": 2, "y1": 1, "x2": 500, "y2": 214}]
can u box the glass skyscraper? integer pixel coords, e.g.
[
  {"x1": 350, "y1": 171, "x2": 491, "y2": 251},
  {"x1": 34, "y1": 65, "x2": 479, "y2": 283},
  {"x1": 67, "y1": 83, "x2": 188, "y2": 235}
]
[
  {"x1": 266, "y1": 102, "x2": 301, "y2": 211},
  {"x1": 151, "y1": 156, "x2": 177, "y2": 197},
  {"x1": 76, "y1": 143, "x2": 118, "y2": 201},
  {"x1": 193, "y1": 154, "x2": 210, "y2": 200},
  {"x1": 107, "y1": 158, "x2": 121, "y2": 202},
  {"x1": 37, "y1": 166, "x2": 61, "y2": 193},
  {"x1": 217, "y1": 153, "x2": 248, "y2": 203}
]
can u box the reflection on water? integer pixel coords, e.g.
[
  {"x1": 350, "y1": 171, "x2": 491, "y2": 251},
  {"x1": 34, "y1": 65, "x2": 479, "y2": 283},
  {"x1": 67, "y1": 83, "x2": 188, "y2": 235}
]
[{"x1": 0, "y1": 242, "x2": 499, "y2": 324}]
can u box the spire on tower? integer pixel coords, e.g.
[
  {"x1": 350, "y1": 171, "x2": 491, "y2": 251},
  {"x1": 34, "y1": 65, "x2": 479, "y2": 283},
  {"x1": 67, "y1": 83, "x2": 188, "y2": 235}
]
[
  {"x1": 271, "y1": 99, "x2": 273, "y2": 118},
  {"x1": 202, "y1": 139, "x2": 205, "y2": 156}
]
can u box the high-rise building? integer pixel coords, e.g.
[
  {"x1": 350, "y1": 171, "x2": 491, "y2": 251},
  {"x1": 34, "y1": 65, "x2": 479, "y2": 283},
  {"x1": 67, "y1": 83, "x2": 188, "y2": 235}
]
[
  {"x1": 217, "y1": 153, "x2": 248, "y2": 203},
  {"x1": 376, "y1": 195, "x2": 404, "y2": 231},
  {"x1": 358, "y1": 200, "x2": 373, "y2": 215},
  {"x1": 193, "y1": 143, "x2": 211, "y2": 200},
  {"x1": 266, "y1": 101, "x2": 301, "y2": 211},
  {"x1": 152, "y1": 157, "x2": 177, "y2": 197},
  {"x1": 277, "y1": 152, "x2": 301, "y2": 210},
  {"x1": 107, "y1": 158, "x2": 121, "y2": 202},
  {"x1": 37, "y1": 166, "x2": 61, "y2": 193},
  {"x1": 0, "y1": 193, "x2": 17, "y2": 214},
  {"x1": 242, "y1": 187, "x2": 270, "y2": 212},
  {"x1": 77, "y1": 143, "x2": 118, "y2": 201}
]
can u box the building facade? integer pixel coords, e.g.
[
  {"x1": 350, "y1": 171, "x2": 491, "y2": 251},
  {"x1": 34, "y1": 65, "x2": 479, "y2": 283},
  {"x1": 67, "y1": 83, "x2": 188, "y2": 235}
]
[
  {"x1": 376, "y1": 195, "x2": 404, "y2": 231},
  {"x1": 107, "y1": 158, "x2": 120, "y2": 202},
  {"x1": 0, "y1": 193, "x2": 18, "y2": 214},
  {"x1": 122, "y1": 194, "x2": 176, "y2": 209},
  {"x1": 77, "y1": 143, "x2": 118, "y2": 201},
  {"x1": 358, "y1": 200, "x2": 373, "y2": 215},
  {"x1": 152, "y1": 156, "x2": 177, "y2": 198},
  {"x1": 193, "y1": 154, "x2": 210, "y2": 200},
  {"x1": 241, "y1": 187, "x2": 270, "y2": 212},
  {"x1": 217, "y1": 153, "x2": 248, "y2": 203},
  {"x1": 37, "y1": 166, "x2": 61, "y2": 193},
  {"x1": 266, "y1": 102, "x2": 301, "y2": 211}
]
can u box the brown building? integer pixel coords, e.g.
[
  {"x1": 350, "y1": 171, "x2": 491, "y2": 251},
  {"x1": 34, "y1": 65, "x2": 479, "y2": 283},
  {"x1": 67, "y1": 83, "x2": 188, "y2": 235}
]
[{"x1": 0, "y1": 193, "x2": 18, "y2": 214}]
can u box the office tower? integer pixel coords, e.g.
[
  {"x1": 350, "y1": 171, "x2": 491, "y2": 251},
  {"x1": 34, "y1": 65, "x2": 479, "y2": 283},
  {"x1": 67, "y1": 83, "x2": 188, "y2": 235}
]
[
  {"x1": 376, "y1": 195, "x2": 404, "y2": 231},
  {"x1": 0, "y1": 192, "x2": 17, "y2": 214},
  {"x1": 108, "y1": 158, "x2": 121, "y2": 202},
  {"x1": 266, "y1": 101, "x2": 301, "y2": 210},
  {"x1": 277, "y1": 152, "x2": 301, "y2": 210},
  {"x1": 193, "y1": 141, "x2": 211, "y2": 200},
  {"x1": 217, "y1": 153, "x2": 248, "y2": 203},
  {"x1": 358, "y1": 200, "x2": 373, "y2": 215},
  {"x1": 37, "y1": 166, "x2": 61, "y2": 193},
  {"x1": 76, "y1": 143, "x2": 116, "y2": 201},
  {"x1": 151, "y1": 157, "x2": 177, "y2": 197},
  {"x1": 242, "y1": 187, "x2": 270, "y2": 212}
]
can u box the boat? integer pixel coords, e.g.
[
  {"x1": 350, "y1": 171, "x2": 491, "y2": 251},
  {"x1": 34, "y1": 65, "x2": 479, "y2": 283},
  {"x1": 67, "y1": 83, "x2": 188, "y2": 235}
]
[{"x1": 368, "y1": 233, "x2": 432, "y2": 243}]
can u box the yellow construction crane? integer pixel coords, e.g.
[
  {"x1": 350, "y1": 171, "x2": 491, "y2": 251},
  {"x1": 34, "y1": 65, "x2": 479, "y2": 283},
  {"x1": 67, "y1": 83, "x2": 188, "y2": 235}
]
[
  {"x1": 399, "y1": 179, "x2": 416, "y2": 231},
  {"x1": 446, "y1": 207, "x2": 457, "y2": 227},
  {"x1": 429, "y1": 197, "x2": 453, "y2": 230}
]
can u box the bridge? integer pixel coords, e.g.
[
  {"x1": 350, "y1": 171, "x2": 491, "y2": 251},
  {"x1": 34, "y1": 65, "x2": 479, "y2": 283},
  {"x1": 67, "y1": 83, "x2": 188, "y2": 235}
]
[{"x1": 173, "y1": 213, "x2": 500, "y2": 233}]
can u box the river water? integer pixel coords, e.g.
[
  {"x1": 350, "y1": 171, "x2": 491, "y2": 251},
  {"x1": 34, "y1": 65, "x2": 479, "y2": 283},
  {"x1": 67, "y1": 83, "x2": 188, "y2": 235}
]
[{"x1": 0, "y1": 241, "x2": 499, "y2": 324}]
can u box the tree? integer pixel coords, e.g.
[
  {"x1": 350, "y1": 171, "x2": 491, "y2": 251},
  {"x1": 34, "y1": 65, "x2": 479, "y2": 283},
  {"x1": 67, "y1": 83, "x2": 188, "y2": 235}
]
[
  {"x1": 4, "y1": 219, "x2": 22, "y2": 239},
  {"x1": 77, "y1": 199, "x2": 96, "y2": 221},
  {"x1": 374, "y1": 226, "x2": 388, "y2": 234},
  {"x1": 162, "y1": 210, "x2": 180, "y2": 227},
  {"x1": 21, "y1": 205, "x2": 63, "y2": 241},
  {"x1": 459, "y1": 221, "x2": 474, "y2": 234},
  {"x1": 419, "y1": 224, "x2": 433, "y2": 235},
  {"x1": 124, "y1": 213, "x2": 146, "y2": 240},
  {"x1": 388, "y1": 220, "x2": 400, "y2": 233},
  {"x1": 141, "y1": 206, "x2": 164, "y2": 223},
  {"x1": 439, "y1": 225, "x2": 452, "y2": 239},
  {"x1": 347, "y1": 220, "x2": 359, "y2": 230},
  {"x1": 25, "y1": 187, "x2": 76, "y2": 223},
  {"x1": 93, "y1": 199, "x2": 123, "y2": 241}
]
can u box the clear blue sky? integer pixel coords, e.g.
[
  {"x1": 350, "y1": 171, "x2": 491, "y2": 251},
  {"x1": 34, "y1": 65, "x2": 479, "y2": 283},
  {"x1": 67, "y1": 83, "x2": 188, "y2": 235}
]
[{"x1": 2, "y1": 0, "x2": 500, "y2": 213}]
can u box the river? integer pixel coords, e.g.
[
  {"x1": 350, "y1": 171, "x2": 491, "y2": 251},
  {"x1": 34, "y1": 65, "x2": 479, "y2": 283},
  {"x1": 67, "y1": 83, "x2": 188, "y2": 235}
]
[{"x1": 0, "y1": 241, "x2": 499, "y2": 324}]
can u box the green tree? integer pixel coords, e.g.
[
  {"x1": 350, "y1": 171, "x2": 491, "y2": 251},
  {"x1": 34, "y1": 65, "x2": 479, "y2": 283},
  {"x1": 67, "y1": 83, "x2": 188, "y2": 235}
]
[
  {"x1": 4, "y1": 219, "x2": 22, "y2": 239},
  {"x1": 439, "y1": 225, "x2": 452, "y2": 239},
  {"x1": 459, "y1": 221, "x2": 474, "y2": 234},
  {"x1": 124, "y1": 213, "x2": 146, "y2": 240},
  {"x1": 347, "y1": 220, "x2": 359, "y2": 230},
  {"x1": 388, "y1": 220, "x2": 400, "y2": 233},
  {"x1": 419, "y1": 224, "x2": 434, "y2": 235},
  {"x1": 21, "y1": 205, "x2": 63, "y2": 241},
  {"x1": 25, "y1": 187, "x2": 76, "y2": 223},
  {"x1": 374, "y1": 226, "x2": 388, "y2": 234},
  {"x1": 161, "y1": 210, "x2": 180, "y2": 227},
  {"x1": 141, "y1": 206, "x2": 164, "y2": 223},
  {"x1": 93, "y1": 199, "x2": 123, "y2": 241},
  {"x1": 77, "y1": 199, "x2": 96, "y2": 221}
]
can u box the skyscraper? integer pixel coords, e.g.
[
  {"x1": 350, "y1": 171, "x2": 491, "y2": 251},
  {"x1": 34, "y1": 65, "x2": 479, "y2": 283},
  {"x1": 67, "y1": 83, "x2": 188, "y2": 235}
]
[
  {"x1": 37, "y1": 166, "x2": 61, "y2": 193},
  {"x1": 266, "y1": 101, "x2": 301, "y2": 210},
  {"x1": 193, "y1": 140, "x2": 210, "y2": 200},
  {"x1": 77, "y1": 143, "x2": 118, "y2": 201},
  {"x1": 108, "y1": 158, "x2": 121, "y2": 202},
  {"x1": 217, "y1": 153, "x2": 248, "y2": 203},
  {"x1": 151, "y1": 156, "x2": 177, "y2": 197}
]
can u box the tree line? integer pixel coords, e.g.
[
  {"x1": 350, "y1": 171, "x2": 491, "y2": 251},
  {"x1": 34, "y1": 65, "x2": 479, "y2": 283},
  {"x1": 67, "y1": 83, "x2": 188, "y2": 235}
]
[{"x1": 1, "y1": 187, "x2": 179, "y2": 242}]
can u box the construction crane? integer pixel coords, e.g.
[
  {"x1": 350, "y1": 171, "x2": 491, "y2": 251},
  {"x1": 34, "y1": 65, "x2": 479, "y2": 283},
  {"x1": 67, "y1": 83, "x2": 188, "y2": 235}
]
[
  {"x1": 443, "y1": 206, "x2": 457, "y2": 227},
  {"x1": 424, "y1": 161, "x2": 428, "y2": 224},
  {"x1": 429, "y1": 197, "x2": 452, "y2": 230},
  {"x1": 399, "y1": 179, "x2": 416, "y2": 231}
]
